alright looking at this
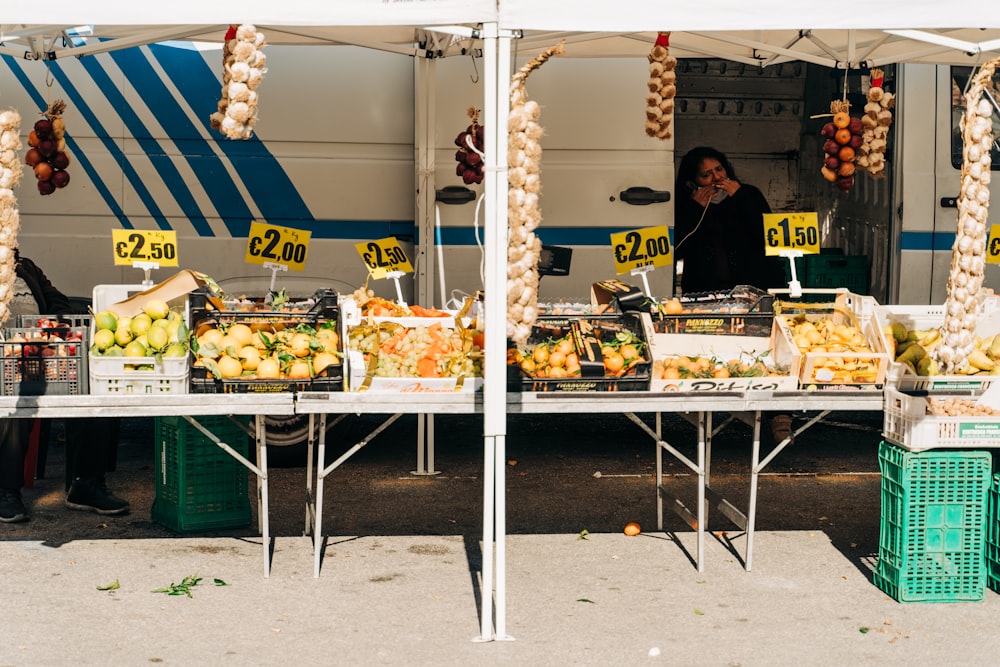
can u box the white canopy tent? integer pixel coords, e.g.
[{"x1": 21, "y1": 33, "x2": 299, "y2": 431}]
[{"x1": 7, "y1": 0, "x2": 1000, "y2": 642}]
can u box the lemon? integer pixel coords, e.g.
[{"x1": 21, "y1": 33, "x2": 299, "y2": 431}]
[
  {"x1": 114, "y1": 327, "x2": 135, "y2": 347},
  {"x1": 124, "y1": 340, "x2": 148, "y2": 357},
  {"x1": 145, "y1": 326, "x2": 169, "y2": 352},
  {"x1": 130, "y1": 313, "x2": 152, "y2": 337},
  {"x1": 163, "y1": 343, "x2": 188, "y2": 358},
  {"x1": 143, "y1": 298, "x2": 171, "y2": 321},
  {"x1": 92, "y1": 328, "x2": 116, "y2": 352},
  {"x1": 94, "y1": 310, "x2": 118, "y2": 332}
]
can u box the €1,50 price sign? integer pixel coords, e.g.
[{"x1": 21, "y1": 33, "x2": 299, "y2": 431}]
[
  {"x1": 112, "y1": 230, "x2": 178, "y2": 267},
  {"x1": 609, "y1": 225, "x2": 673, "y2": 275},
  {"x1": 988, "y1": 224, "x2": 1000, "y2": 265},
  {"x1": 356, "y1": 237, "x2": 413, "y2": 279},
  {"x1": 244, "y1": 221, "x2": 311, "y2": 271},
  {"x1": 763, "y1": 212, "x2": 820, "y2": 255}
]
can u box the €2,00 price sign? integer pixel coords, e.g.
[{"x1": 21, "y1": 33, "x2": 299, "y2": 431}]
[
  {"x1": 112, "y1": 230, "x2": 179, "y2": 267},
  {"x1": 355, "y1": 237, "x2": 413, "y2": 279},
  {"x1": 762, "y1": 212, "x2": 820, "y2": 255},
  {"x1": 609, "y1": 225, "x2": 673, "y2": 275},
  {"x1": 244, "y1": 221, "x2": 311, "y2": 271},
  {"x1": 988, "y1": 224, "x2": 1000, "y2": 265}
]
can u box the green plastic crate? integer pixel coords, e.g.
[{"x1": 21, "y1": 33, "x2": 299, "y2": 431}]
[
  {"x1": 988, "y1": 475, "x2": 1000, "y2": 593},
  {"x1": 781, "y1": 253, "x2": 868, "y2": 301},
  {"x1": 151, "y1": 415, "x2": 252, "y2": 532},
  {"x1": 874, "y1": 441, "x2": 991, "y2": 602}
]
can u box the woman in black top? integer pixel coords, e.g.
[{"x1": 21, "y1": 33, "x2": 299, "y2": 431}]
[{"x1": 673, "y1": 146, "x2": 785, "y2": 294}]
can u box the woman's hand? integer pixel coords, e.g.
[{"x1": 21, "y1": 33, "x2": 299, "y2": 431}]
[
  {"x1": 691, "y1": 185, "x2": 716, "y2": 207},
  {"x1": 715, "y1": 178, "x2": 741, "y2": 197}
]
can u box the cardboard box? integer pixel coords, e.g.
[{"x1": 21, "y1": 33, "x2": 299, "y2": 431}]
[{"x1": 105, "y1": 270, "x2": 223, "y2": 318}]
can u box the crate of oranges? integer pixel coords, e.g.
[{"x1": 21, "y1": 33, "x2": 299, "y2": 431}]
[
  {"x1": 188, "y1": 289, "x2": 342, "y2": 393},
  {"x1": 506, "y1": 313, "x2": 651, "y2": 392},
  {"x1": 649, "y1": 285, "x2": 774, "y2": 337}
]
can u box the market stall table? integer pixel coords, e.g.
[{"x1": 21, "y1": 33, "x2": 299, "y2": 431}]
[{"x1": 0, "y1": 393, "x2": 295, "y2": 577}]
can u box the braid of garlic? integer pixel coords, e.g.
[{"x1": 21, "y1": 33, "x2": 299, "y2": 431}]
[
  {"x1": 935, "y1": 58, "x2": 998, "y2": 374},
  {"x1": 0, "y1": 108, "x2": 22, "y2": 325},
  {"x1": 644, "y1": 33, "x2": 677, "y2": 141},
  {"x1": 210, "y1": 24, "x2": 267, "y2": 140},
  {"x1": 507, "y1": 40, "x2": 564, "y2": 348},
  {"x1": 856, "y1": 68, "x2": 894, "y2": 177}
]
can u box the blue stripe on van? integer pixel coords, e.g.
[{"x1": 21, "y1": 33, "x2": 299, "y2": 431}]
[
  {"x1": 1, "y1": 56, "x2": 134, "y2": 229},
  {"x1": 900, "y1": 231, "x2": 955, "y2": 251},
  {"x1": 434, "y1": 226, "x2": 673, "y2": 246},
  {"x1": 146, "y1": 43, "x2": 314, "y2": 235}
]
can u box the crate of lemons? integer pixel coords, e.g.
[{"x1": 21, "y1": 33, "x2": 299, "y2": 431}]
[
  {"x1": 90, "y1": 299, "x2": 189, "y2": 367},
  {"x1": 190, "y1": 319, "x2": 341, "y2": 384}
]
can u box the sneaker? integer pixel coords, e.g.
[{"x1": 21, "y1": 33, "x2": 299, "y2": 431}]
[
  {"x1": 65, "y1": 477, "x2": 130, "y2": 515},
  {"x1": 0, "y1": 487, "x2": 28, "y2": 523}
]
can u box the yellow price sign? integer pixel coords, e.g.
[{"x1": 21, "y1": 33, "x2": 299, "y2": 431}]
[
  {"x1": 356, "y1": 237, "x2": 414, "y2": 279},
  {"x1": 111, "y1": 229, "x2": 179, "y2": 267},
  {"x1": 244, "y1": 221, "x2": 311, "y2": 271},
  {"x1": 609, "y1": 225, "x2": 673, "y2": 275},
  {"x1": 763, "y1": 212, "x2": 820, "y2": 255},
  {"x1": 988, "y1": 224, "x2": 1000, "y2": 265}
]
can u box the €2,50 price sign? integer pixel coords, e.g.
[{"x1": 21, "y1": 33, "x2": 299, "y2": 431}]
[
  {"x1": 609, "y1": 225, "x2": 673, "y2": 275},
  {"x1": 356, "y1": 237, "x2": 413, "y2": 279},
  {"x1": 988, "y1": 224, "x2": 1000, "y2": 265},
  {"x1": 112, "y1": 230, "x2": 178, "y2": 267},
  {"x1": 244, "y1": 221, "x2": 311, "y2": 271},
  {"x1": 762, "y1": 212, "x2": 820, "y2": 255}
]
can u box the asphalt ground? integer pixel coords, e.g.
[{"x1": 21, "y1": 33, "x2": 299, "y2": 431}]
[{"x1": 2, "y1": 410, "x2": 1000, "y2": 665}]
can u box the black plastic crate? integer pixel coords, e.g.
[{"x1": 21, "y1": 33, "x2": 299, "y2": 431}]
[
  {"x1": 651, "y1": 285, "x2": 774, "y2": 336},
  {"x1": 189, "y1": 363, "x2": 343, "y2": 393},
  {"x1": 508, "y1": 313, "x2": 651, "y2": 392},
  {"x1": 189, "y1": 287, "x2": 338, "y2": 329}
]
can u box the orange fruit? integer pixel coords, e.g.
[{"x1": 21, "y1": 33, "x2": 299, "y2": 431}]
[
  {"x1": 604, "y1": 353, "x2": 626, "y2": 374},
  {"x1": 554, "y1": 338, "x2": 575, "y2": 356},
  {"x1": 624, "y1": 522, "x2": 641, "y2": 537},
  {"x1": 620, "y1": 344, "x2": 640, "y2": 361},
  {"x1": 663, "y1": 299, "x2": 683, "y2": 315},
  {"x1": 256, "y1": 358, "x2": 280, "y2": 379},
  {"x1": 198, "y1": 327, "x2": 224, "y2": 347},
  {"x1": 312, "y1": 351, "x2": 339, "y2": 375},
  {"x1": 238, "y1": 345, "x2": 262, "y2": 371},
  {"x1": 227, "y1": 323, "x2": 254, "y2": 347},
  {"x1": 548, "y1": 350, "x2": 567, "y2": 368},
  {"x1": 287, "y1": 360, "x2": 311, "y2": 379},
  {"x1": 216, "y1": 354, "x2": 244, "y2": 379},
  {"x1": 532, "y1": 345, "x2": 550, "y2": 365},
  {"x1": 288, "y1": 332, "x2": 313, "y2": 358}
]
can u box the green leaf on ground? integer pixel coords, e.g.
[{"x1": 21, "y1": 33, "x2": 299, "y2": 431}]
[
  {"x1": 576, "y1": 598, "x2": 594, "y2": 603},
  {"x1": 153, "y1": 575, "x2": 204, "y2": 598},
  {"x1": 859, "y1": 627, "x2": 869, "y2": 634},
  {"x1": 577, "y1": 530, "x2": 589, "y2": 540},
  {"x1": 213, "y1": 578, "x2": 228, "y2": 586},
  {"x1": 96, "y1": 579, "x2": 120, "y2": 591},
  {"x1": 694, "y1": 609, "x2": 704, "y2": 616}
]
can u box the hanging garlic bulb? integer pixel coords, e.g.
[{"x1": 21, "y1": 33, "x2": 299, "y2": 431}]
[
  {"x1": 644, "y1": 33, "x2": 676, "y2": 141},
  {"x1": 210, "y1": 24, "x2": 266, "y2": 140},
  {"x1": 507, "y1": 40, "x2": 564, "y2": 348},
  {"x1": 856, "y1": 68, "x2": 894, "y2": 177},
  {"x1": 936, "y1": 57, "x2": 999, "y2": 374},
  {"x1": 0, "y1": 108, "x2": 21, "y2": 325}
]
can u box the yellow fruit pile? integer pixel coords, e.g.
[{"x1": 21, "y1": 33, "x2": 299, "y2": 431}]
[
  {"x1": 90, "y1": 298, "x2": 189, "y2": 367},
  {"x1": 884, "y1": 320, "x2": 1000, "y2": 376},
  {"x1": 192, "y1": 320, "x2": 340, "y2": 380},
  {"x1": 782, "y1": 315, "x2": 881, "y2": 383}
]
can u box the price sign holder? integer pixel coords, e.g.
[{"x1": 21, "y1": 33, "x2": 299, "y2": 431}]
[
  {"x1": 262, "y1": 261, "x2": 289, "y2": 294},
  {"x1": 609, "y1": 225, "x2": 672, "y2": 297},
  {"x1": 988, "y1": 224, "x2": 1000, "y2": 265},
  {"x1": 386, "y1": 270, "x2": 407, "y2": 305},
  {"x1": 780, "y1": 250, "x2": 804, "y2": 298},
  {"x1": 111, "y1": 229, "x2": 179, "y2": 286}
]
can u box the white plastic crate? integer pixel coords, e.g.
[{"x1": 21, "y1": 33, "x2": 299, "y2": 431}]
[
  {"x1": 90, "y1": 284, "x2": 191, "y2": 394},
  {"x1": 883, "y1": 386, "x2": 1000, "y2": 451},
  {"x1": 877, "y1": 298, "x2": 1000, "y2": 392},
  {"x1": 89, "y1": 354, "x2": 188, "y2": 395}
]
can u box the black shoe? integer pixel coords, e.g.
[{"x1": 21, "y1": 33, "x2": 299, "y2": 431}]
[
  {"x1": 0, "y1": 487, "x2": 28, "y2": 523},
  {"x1": 65, "y1": 477, "x2": 130, "y2": 515}
]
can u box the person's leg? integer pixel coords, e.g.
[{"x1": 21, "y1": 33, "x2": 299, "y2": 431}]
[
  {"x1": 64, "y1": 418, "x2": 129, "y2": 515},
  {"x1": 0, "y1": 419, "x2": 30, "y2": 522}
]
